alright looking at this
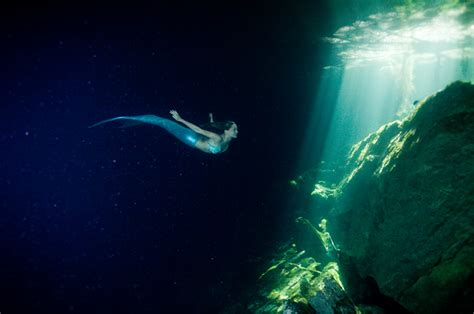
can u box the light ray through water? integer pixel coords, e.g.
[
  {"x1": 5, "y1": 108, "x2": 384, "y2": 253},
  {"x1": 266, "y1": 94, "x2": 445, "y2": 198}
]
[{"x1": 312, "y1": 1, "x2": 474, "y2": 165}]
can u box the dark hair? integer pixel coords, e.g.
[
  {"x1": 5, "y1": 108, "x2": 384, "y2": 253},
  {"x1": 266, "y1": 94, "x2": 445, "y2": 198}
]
[{"x1": 200, "y1": 120, "x2": 236, "y2": 133}]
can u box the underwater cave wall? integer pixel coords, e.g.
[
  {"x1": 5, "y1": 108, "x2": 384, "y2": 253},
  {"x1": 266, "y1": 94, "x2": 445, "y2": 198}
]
[{"x1": 316, "y1": 81, "x2": 474, "y2": 313}]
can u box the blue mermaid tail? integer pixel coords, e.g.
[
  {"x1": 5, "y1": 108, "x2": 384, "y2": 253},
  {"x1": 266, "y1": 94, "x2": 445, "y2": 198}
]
[{"x1": 89, "y1": 115, "x2": 201, "y2": 148}]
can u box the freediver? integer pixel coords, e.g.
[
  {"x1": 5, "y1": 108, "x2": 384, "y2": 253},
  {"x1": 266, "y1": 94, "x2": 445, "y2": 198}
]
[{"x1": 89, "y1": 110, "x2": 238, "y2": 154}]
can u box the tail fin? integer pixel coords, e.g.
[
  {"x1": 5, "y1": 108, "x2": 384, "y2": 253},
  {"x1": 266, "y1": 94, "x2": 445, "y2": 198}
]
[
  {"x1": 88, "y1": 116, "x2": 128, "y2": 128},
  {"x1": 89, "y1": 115, "x2": 164, "y2": 128}
]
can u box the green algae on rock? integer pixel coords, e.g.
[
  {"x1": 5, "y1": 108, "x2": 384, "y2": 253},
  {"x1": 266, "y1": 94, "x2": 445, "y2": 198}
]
[{"x1": 247, "y1": 244, "x2": 357, "y2": 313}]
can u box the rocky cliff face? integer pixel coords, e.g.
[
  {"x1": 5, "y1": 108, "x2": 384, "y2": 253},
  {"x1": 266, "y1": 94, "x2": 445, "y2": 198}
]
[{"x1": 311, "y1": 81, "x2": 474, "y2": 313}]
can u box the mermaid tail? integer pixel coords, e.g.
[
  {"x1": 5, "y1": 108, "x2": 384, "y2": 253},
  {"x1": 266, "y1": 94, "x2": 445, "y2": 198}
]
[{"x1": 89, "y1": 115, "x2": 201, "y2": 148}]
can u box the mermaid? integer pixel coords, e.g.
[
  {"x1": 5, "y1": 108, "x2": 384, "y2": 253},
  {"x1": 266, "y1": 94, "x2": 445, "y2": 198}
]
[{"x1": 89, "y1": 110, "x2": 238, "y2": 154}]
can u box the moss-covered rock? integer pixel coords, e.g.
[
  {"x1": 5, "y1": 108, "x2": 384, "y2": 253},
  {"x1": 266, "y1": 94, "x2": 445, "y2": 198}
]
[
  {"x1": 311, "y1": 81, "x2": 474, "y2": 313},
  {"x1": 243, "y1": 243, "x2": 358, "y2": 314}
]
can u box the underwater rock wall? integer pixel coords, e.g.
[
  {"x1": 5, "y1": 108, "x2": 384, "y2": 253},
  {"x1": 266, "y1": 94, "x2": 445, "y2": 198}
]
[{"x1": 313, "y1": 81, "x2": 474, "y2": 313}]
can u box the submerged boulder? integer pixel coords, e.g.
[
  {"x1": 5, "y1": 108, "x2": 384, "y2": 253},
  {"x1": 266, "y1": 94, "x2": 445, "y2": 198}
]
[
  {"x1": 242, "y1": 243, "x2": 357, "y2": 314},
  {"x1": 312, "y1": 81, "x2": 474, "y2": 313}
]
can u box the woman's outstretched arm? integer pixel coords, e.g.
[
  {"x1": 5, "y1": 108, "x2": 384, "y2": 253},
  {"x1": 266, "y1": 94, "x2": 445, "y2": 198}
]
[{"x1": 170, "y1": 110, "x2": 220, "y2": 141}]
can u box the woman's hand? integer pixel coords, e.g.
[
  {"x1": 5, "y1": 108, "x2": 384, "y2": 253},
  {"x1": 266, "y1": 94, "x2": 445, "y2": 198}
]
[{"x1": 170, "y1": 110, "x2": 182, "y2": 122}]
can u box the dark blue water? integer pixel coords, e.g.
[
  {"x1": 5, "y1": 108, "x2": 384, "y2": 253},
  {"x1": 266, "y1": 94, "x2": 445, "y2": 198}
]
[{"x1": 0, "y1": 3, "x2": 331, "y2": 313}]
